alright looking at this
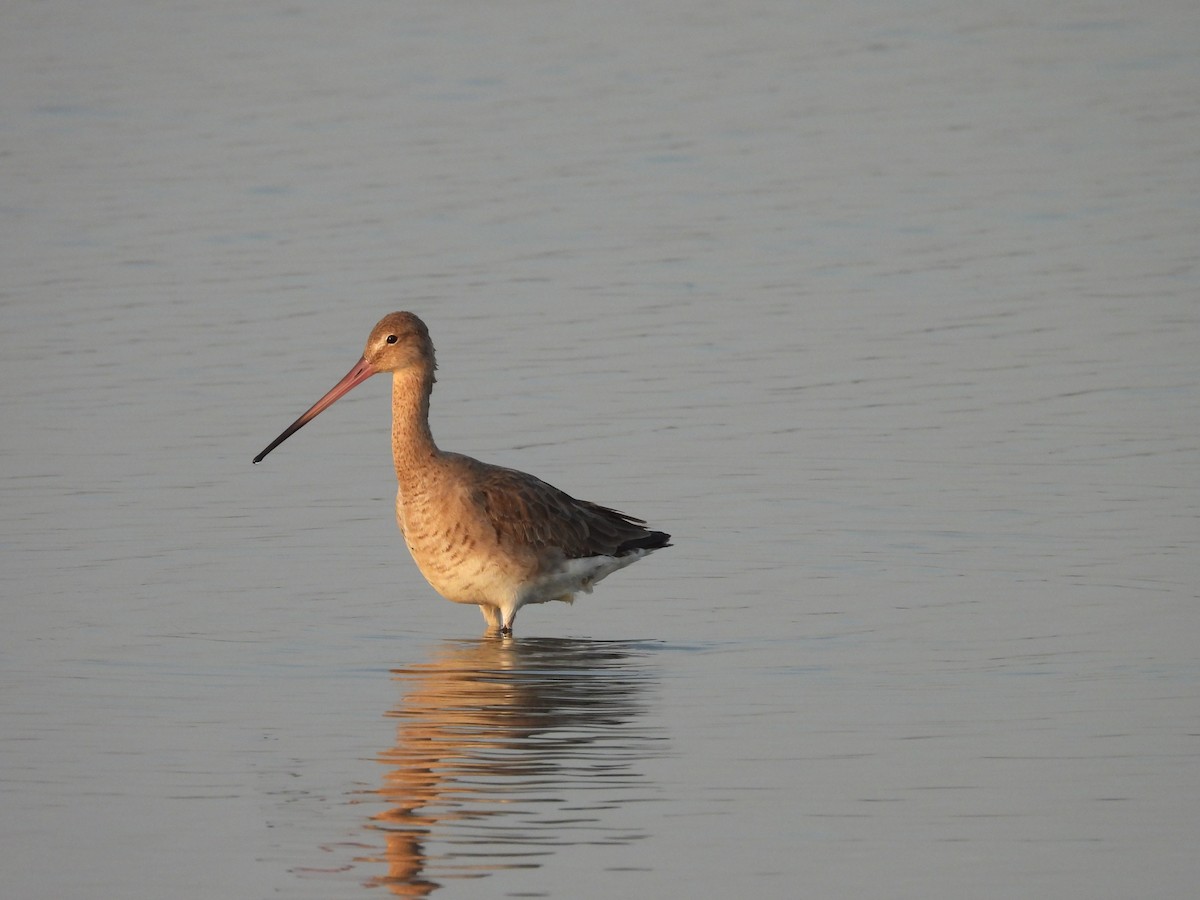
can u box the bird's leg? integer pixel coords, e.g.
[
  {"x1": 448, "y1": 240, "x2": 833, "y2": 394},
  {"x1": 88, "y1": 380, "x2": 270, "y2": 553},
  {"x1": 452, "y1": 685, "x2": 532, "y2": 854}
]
[{"x1": 479, "y1": 604, "x2": 502, "y2": 631}]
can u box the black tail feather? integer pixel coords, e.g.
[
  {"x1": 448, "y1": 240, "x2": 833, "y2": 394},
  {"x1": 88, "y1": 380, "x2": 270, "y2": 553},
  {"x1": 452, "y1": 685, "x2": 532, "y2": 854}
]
[{"x1": 616, "y1": 531, "x2": 672, "y2": 555}]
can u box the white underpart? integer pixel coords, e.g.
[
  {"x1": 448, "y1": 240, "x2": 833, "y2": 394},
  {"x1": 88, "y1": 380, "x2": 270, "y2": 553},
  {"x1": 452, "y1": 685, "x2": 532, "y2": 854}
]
[
  {"x1": 490, "y1": 549, "x2": 653, "y2": 629},
  {"x1": 527, "y1": 550, "x2": 651, "y2": 603}
]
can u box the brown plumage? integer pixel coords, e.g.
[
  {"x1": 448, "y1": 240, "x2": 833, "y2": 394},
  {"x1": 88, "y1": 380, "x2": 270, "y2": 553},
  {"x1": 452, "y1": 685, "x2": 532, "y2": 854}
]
[{"x1": 254, "y1": 311, "x2": 670, "y2": 634}]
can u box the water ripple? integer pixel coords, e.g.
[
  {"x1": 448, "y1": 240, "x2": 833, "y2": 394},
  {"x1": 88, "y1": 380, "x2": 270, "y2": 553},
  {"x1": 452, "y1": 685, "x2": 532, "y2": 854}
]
[{"x1": 356, "y1": 637, "x2": 668, "y2": 894}]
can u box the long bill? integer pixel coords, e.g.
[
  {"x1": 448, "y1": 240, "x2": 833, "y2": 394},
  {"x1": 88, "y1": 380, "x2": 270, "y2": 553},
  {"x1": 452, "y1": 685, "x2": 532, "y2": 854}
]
[{"x1": 253, "y1": 356, "x2": 378, "y2": 463}]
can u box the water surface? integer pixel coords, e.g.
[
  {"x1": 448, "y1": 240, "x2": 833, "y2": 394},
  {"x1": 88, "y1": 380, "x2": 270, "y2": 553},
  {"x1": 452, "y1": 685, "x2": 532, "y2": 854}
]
[{"x1": 3, "y1": 1, "x2": 1198, "y2": 897}]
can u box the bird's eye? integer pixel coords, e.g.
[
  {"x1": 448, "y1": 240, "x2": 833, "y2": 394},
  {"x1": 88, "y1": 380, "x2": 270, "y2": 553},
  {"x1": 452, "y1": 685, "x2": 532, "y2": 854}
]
[{"x1": 386, "y1": 334, "x2": 398, "y2": 344}]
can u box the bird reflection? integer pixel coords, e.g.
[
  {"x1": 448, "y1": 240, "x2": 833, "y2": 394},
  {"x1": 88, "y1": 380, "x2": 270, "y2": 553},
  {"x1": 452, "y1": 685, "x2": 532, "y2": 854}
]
[{"x1": 362, "y1": 636, "x2": 666, "y2": 895}]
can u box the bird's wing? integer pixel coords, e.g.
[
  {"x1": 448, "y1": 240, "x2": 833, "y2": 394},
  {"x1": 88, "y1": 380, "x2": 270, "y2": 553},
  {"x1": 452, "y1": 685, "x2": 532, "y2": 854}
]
[{"x1": 467, "y1": 461, "x2": 651, "y2": 560}]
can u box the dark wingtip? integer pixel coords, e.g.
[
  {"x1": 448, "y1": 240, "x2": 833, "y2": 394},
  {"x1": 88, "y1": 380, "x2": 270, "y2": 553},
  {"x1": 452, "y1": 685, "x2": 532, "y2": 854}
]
[{"x1": 617, "y1": 531, "x2": 672, "y2": 555}]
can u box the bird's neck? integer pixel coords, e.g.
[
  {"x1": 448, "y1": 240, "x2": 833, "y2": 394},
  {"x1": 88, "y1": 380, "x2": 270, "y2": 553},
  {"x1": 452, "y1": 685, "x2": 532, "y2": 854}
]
[{"x1": 390, "y1": 367, "x2": 438, "y2": 479}]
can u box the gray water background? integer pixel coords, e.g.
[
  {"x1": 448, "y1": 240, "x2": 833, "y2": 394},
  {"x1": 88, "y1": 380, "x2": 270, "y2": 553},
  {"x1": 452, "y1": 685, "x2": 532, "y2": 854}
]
[{"x1": 3, "y1": 1, "x2": 1198, "y2": 897}]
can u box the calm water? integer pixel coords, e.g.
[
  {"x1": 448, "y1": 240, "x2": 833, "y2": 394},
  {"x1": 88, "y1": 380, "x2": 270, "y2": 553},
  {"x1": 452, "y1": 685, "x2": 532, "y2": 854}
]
[{"x1": 4, "y1": 1, "x2": 1198, "y2": 897}]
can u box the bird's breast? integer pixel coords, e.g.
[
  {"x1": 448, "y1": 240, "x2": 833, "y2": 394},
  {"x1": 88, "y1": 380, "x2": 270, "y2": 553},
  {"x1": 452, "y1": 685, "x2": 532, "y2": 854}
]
[{"x1": 395, "y1": 483, "x2": 525, "y2": 605}]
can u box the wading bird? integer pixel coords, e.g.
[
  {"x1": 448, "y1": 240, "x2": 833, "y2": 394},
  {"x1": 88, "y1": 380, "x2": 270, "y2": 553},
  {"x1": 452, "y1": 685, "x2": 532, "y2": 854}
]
[{"x1": 254, "y1": 312, "x2": 670, "y2": 634}]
